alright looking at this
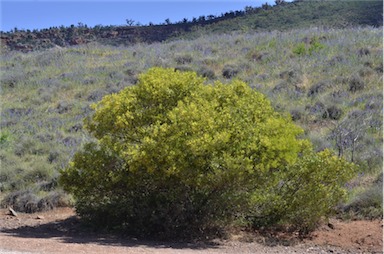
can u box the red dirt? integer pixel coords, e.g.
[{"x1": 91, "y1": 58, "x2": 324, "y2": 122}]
[{"x1": 0, "y1": 208, "x2": 382, "y2": 253}]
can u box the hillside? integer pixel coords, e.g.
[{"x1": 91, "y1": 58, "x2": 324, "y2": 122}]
[
  {"x1": 1, "y1": 0, "x2": 382, "y2": 52},
  {"x1": 185, "y1": 0, "x2": 383, "y2": 36},
  {"x1": 1, "y1": 27, "x2": 382, "y2": 219}
]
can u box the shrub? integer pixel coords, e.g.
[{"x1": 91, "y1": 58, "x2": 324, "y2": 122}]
[
  {"x1": 357, "y1": 47, "x2": 370, "y2": 57},
  {"x1": 0, "y1": 131, "x2": 12, "y2": 148},
  {"x1": 348, "y1": 75, "x2": 365, "y2": 92},
  {"x1": 358, "y1": 67, "x2": 374, "y2": 77},
  {"x1": 307, "y1": 80, "x2": 331, "y2": 97},
  {"x1": 174, "y1": 66, "x2": 193, "y2": 73},
  {"x1": 14, "y1": 137, "x2": 36, "y2": 157},
  {"x1": 60, "y1": 67, "x2": 355, "y2": 238},
  {"x1": 290, "y1": 109, "x2": 302, "y2": 121},
  {"x1": 292, "y1": 42, "x2": 307, "y2": 56},
  {"x1": 328, "y1": 55, "x2": 344, "y2": 66},
  {"x1": 2, "y1": 190, "x2": 40, "y2": 213},
  {"x1": 272, "y1": 81, "x2": 304, "y2": 97},
  {"x1": 1, "y1": 189, "x2": 71, "y2": 213},
  {"x1": 305, "y1": 101, "x2": 326, "y2": 119},
  {"x1": 246, "y1": 49, "x2": 269, "y2": 62},
  {"x1": 323, "y1": 105, "x2": 343, "y2": 120},
  {"x1": 197, "y1": 67, "x2": 216, "y2": 79},
  {"x1": 56, "y1": 101, "x2": 73, "y2": 114},
  {"x1": 222, "y1": 65, "x2": 239, "y2": 79},
  {"x1": 341, "y1": 180, "x2": 383, "y2": 220},
  {"x1": 87, "y1": 89, "x2": 107, "y2": 102},
  {"x1": 175, "y1": 54, "x2": 193, "y2": 65},
  {"x1": 292, "y1": 38, "x2": 325, "y2": 56},
  {"x1": 249, "y1": 150, "x2": 356, "y2": 234},
  {"x1": 279, "y1": 69, "x2": 302, "y2": 85}
]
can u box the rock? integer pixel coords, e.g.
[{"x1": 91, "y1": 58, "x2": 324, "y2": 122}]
[{"x1": 8, "y1": 207, "x2": 18, "y2": 217}]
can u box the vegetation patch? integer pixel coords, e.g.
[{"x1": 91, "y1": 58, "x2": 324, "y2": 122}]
[{"x1": 60, "y1": 68, "x2": 356, "y2": 239}]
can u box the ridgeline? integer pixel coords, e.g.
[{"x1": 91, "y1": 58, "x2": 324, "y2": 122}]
[{"x1": 1, "y1": 0, "x2": 382, "y2": 52}]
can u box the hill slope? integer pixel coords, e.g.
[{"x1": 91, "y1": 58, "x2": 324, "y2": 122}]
[
  {"x1": 189, "y1": 0, "x2": 383, "y2": 35},
  {"x1": 1, "y1": 27, "x2": 382, "y2": 216},
  {"x1": 1, "y1": 0, "x2": 382, "y2": 52}
]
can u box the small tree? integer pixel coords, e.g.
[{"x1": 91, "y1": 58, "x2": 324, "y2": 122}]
[
  {"x1": 329, "y1": 110, "x2": 372, "y2": 162},
  {"x1": 126, "y1": 19, "x2": 135, "y2": 26},
  {"x1": 275, "y1": 0, "x2": 286, "y2": 5},
  {"x1": 60, "y1": 68, "x2": 355, "y2": 238}
]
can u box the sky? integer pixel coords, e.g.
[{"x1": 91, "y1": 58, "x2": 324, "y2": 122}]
[{"x1": 0, "y1": 0, "x2": 278, "y2": 32}]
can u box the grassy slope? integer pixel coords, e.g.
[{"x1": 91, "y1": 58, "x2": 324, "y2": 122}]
[
  {"x1": 0, "y1": 27, "x2": 383, "y2": 215},
  {"x1": 190, "y1": 1, "x2": 383, "y2": 34}
]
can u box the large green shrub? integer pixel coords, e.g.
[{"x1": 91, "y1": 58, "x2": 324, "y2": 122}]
[{"x1": 60, "y1": 67, "x2": 355, "y2": 238}]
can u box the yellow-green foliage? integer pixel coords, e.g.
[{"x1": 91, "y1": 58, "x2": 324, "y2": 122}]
[
  {"x1": 250, "y1": 149, "x2": 356, "y2": 233},
  {"x1": 60, "y1": 67, "x2": 356, "y2": 238}
]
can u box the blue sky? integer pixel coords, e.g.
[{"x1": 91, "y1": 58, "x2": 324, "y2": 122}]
[{"x1": 1, "y1": 1, "x2": 278, "y2": 32}]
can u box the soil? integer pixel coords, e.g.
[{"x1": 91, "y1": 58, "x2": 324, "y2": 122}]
[{"x1": 0, "y1": 208, "x2": 382, "y2": 254}]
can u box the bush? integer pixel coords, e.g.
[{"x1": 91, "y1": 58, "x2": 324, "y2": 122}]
[
  {"x1": 292, "y1": 42, "x2": 307, "y2": 56},
  {"x1": 292, "y1": 38, "x2": 325, "y2": 56},
  {"x1": 222, "y1": 65, "x2": 239, "y2": 79},
  {"x1": 357, "y1": 47, "x2": 370, "y2": 57},
  {"x1": 341, "y1": 178, "x2": 383, "y2": 220},
  {"x1": 323, "y1": 105, "x2": 343, "y2": 120},
  {"x1": 290, "y1": 109, "x2": 302, "y2": 121},
  {"x1": 307, "y1": 80, "x2": 331, "y2": 97},
  {"x1": 174, "y1": 66, "x2": 193, "y2": 73},
  {"x1": 56, "y1": 101, "x2": 73, "y2": 114},
  {"x1": 1, "y1": 189, "x2": 71, "y2": 213},
  {"x1": 348, "y1": 75, "x2": 365, "y2": 92},
  {"x1": 197, "y1": 67, "x2": 216, "y2": 79},
  {"x1": 60, "y1": 68, "x2": 355, "y2": 239},
  {"x1": 272, "y1": 80, "x2": 304, "y2": 97},
  {"x1": 279, "y1": 69, "x2": 302, "y2": 84},
  {"x1": 305, "y1": 101, "x2": 326, "y2": 119},
  {"x1": 175, "y1": 54, "x2": 193, "y2": 65},
  {"x1": 249, "y1": 150, "x2": 356, "y2": 234},
  {"x1": 246, "y1": 49, "x2": 269, "y2": 62}
]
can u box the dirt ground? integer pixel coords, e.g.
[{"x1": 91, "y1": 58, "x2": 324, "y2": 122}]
[{"x1": 0, "y1": 208, "x2": 382, "y2": 254}]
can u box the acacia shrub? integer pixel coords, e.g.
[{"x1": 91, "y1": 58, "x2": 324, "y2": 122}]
[
  {"x1": 60, "y1": 67, "x2": 355, "y2": 238},
  {"x1": 249, "y1": 149, "x2": 356, "y2": 234}
]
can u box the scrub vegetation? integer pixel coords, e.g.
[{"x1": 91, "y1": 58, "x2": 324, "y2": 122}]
[{"x1": 0, "y1": 0, "x2": 382, "y2": 240}]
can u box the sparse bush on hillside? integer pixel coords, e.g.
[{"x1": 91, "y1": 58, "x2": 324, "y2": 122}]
[
  {"x1": 305, "y1": 101, "x2": 326, "y2": 120},
  {"x1": 292, "y1": 37, "x2": 325, "y2": 56},
  {"x1": 197, "y1": 67, "x2": 216, "y2": 79},
  {"x1": 348, "y1": 75, "x2": 365, "y2": 92},
  {"x1": 358, "y1": 67, "x2": 374, "y2": 77},
  {"x1": 56, "y1": 101, "x2": 73, "y2": 114},
  {"x1": 174, "y1": 66, "x2": 193, "y2": 73},
  {"x1": 307, "y1": 80, "x2": 331, "y2": 97},
  {"x1": 323, "y1": 105, "x2": 343, "y2": 120},
  {"x1": 246, "y1": 49, "x2": 269, "y2": 62},
  {"x1": 60, "y1": 68, "x2": 355, "y2": 238},
  {"x1": 272, "y1": 80, "x2": 304, "y2": 97},
  {"x1": 175, "y1": 54, "x2": 193, "y2": 65},
  {"x1": 357, "y1": 47, "x2": 370, "y2": 57},
  {"x1": 290, "y1": 109, "x2": 302, "y2": 121},
  {"x1": 87, "y1": 89, "x2": 108, "y2": 102},
  {"x1": 328, "y1": 109, "x2": 379, "y2": 163},
  {"x1": 222, "y1": 65, "x2": 239, "y2": 79},
  {"x1": 279, "y1": 69, "x2": 302, "y2": 85},
  {"x1": 340, "y1": 173, "x2": 383, "y2": 220},
  {"x1": 1, "y1": 189, "x2": 70, "y2": 213}
]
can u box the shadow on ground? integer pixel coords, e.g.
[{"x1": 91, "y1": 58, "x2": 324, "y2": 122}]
[{"x1": 1, "y1": 216, "x2": 221, "y2": 250}]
